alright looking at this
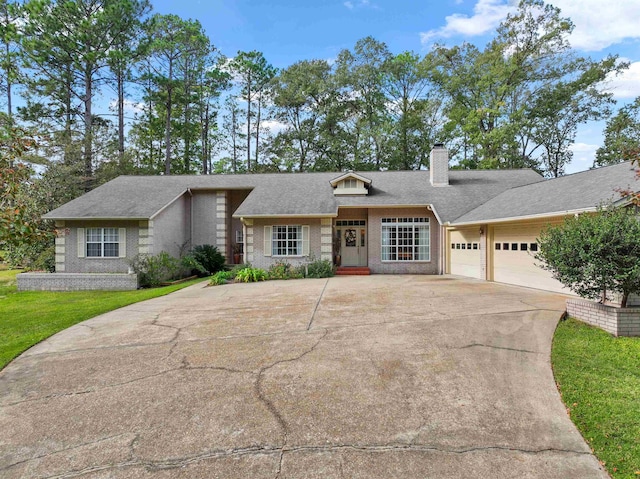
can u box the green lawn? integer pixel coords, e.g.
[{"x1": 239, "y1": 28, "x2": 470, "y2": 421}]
[
  {"x1": 552, "y1": 318, "x2": 640, "y2": 478},
  {"x1": 0, "y1": 270, "x2": 207, "y2": 370}
]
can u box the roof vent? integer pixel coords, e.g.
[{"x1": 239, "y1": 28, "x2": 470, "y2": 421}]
[{"x1": 430, "y1": 144, "x2": 449, "y2": 187}]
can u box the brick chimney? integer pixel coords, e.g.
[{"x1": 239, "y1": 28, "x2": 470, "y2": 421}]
[{"x1": 430, "y1": 143, "x2": 449, "y2": 187}]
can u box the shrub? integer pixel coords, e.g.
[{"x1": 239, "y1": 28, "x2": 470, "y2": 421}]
[
  {"x1": 180, "y1": 253, "x2": 207, "y2": 277},
  {"x1": 209, "y1": 270, "x2": 233, "y2": 286},
  {"x1": 190, "y1": 244, "x2": 226, "y2": 276},
  {"x1": 129, "y1": 252, "x2": 181, "y2": 288},
  {"x1": 536, "y1": 207, "x2": 640, "y2": 307},
  {"x1": 305, "y1": 258, "x2": 334, "y2": 278},
  {"x1": 234, "y1": 267, "x2": 268, "y2": 283},
  {"x1": 4, "y1": 237, "x2": 54, "y2": 270},
  {"x1": 31, "y1": 244, "x2": 55, "y2": 272},
  {"x1": 267, "y1": 261, "x2": 303, "y2": 280}
]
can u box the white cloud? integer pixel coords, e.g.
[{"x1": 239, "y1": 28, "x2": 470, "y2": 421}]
[
  {"x1": 420, "y1": 0, "x2": 515, "y2": 45},
  {"x1": 552, "y1": 0, "x2": 640, "y2": 51},
  {"x1": 108, "y1": 98, "x2": 145, "y2": 114},
  {"x1": 568, "y1": 142, "x2": 598, "y2": 170},
  {"x1": 603, "y1": 61, "x2": 640, "y2": 99},
  {"x1": 261, "y1": 120, "x2": 288, "y2": 134},
  {"x1": 420, "y1": 0, "x2": 640, "y2": 52},
  {"x1": 344, "y1": 0, "x2": 377, "y2": 10}
]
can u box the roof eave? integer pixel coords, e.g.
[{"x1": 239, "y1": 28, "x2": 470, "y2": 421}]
[
  {"x1": 41, "y1": 215, "x2": 150, "y2": 221},
  {"x1": 447, "y1": 207, "x2": 598, "y2": 226},
  {"x1": 233, "y1": 213, "x2": 339, "y2": 219}
]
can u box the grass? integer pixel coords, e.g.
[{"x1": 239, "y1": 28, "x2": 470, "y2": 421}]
[
  {"x1": 0, "y1": 269, "x2": 207, "y2": 370},
  {"x1": 552, "y1": 317, "x2": 640, "y2": 478}
]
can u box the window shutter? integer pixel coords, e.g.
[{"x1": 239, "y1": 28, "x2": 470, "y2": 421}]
[
  {"x1": 302, "y1": 225, "x2": 310, "y2": 256},
  {"x1": 264, "y1": 226, "x2": 272, "y2": 257},
  {"x1": 119, "y1": 228, "x2": 127, "y2": 258},
  {"x1": 77, "y1": 228, "x2": 85, "y2": 258}
]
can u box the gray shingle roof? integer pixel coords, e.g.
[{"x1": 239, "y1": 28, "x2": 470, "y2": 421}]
[
  {"x1": 452, "y1": 161, "x2": 638, "y2": 225},
  {"x1": 43, "y1": 169, "x2": 543, "y2": 223}
]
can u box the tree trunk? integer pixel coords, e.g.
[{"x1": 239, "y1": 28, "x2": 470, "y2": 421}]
[
  {"x1": 255, "y1": 92, "x2": 261, "y2": 169},
  {"x1": 117, "y1": 68, "x2": 125, "y2": 167},
  {"x1": 64, "y1": 63, "x2": 72, "y2": 166},
  {"x1": 246, "y1": 72, "x2": 252, "y2": 172},
  {"x1": 83, "y1": 65, "x2": 93, "y2": 191},
  {"x1": 164, "y1": 58, "x2": 173, "y2": 175},
  {"x1": 5, "y1": 41, "x2": 10, "y2": 117}
]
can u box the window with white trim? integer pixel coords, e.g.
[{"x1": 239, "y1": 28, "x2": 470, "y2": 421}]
[
  {"x1": 263, "y1": 225, "x2": 309, "y2": 257},
  {"x1": 273, "y1": 225, "x2": 302, "y2": 256},
  {"x1": 381, "y1": 217, "x2": 430, "y2": 262},
  {"x1": 86, "y1": 227, "x2": 120, "y2": 257}
]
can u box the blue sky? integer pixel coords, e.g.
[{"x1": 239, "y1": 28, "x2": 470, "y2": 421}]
[{"x1": 151, "y1": 0, "x2": 640, "y2": 173}]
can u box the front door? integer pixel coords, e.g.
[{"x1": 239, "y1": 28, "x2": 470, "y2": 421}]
[{"x1": 337, "y1": 220, "x2": 367, "y2": 267}]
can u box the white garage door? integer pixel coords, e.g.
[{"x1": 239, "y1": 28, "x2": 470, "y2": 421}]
[
  {"x1": 450, "y1": 229, "x2": 482, "y2": 279},
  {"x1": 492, "y1": 224, "x2": 568, "y2": 293}
]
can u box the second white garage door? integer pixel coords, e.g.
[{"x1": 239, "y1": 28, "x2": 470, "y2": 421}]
[{"x1": 491, "y1": 223, "x2": 568, "y2": 293}]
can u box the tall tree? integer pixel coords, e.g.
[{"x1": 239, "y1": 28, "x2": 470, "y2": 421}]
[
  {"x1": 222, "y1": 95, "x2": 245, "y2": 173},
  {"x1": 382, "y1": 51, "x2": 445, "y2": 170},
  {"x1": 0, "y1": 0, "x2": 21, "y2": 117},
  {"x1": 230, "y1": 51, "x2": 276, "y2": 171},
  {"x1": 272, "y1": 59, "x2": 332, "y2": 171},
  {"x1": 106, "y1": 0, "x2": 150, "y2": 168},
  {"x1": 335, "y1": 36, "x2": 391, "y2": 169},
  {"x1": 22, "y1": 0, "x2": 150, "y2": 189},
  {"x1": 142, "y1": 14, "x2": 210, "y2": 175},
  {"x1": 429, "y1": 0, "x2": 621, "y2": 173},
  {"x1": 595, "y1": 97, "x2": 640, "y2": 167}
]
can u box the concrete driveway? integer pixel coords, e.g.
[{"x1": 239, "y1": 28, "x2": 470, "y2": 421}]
[{"x1": 0, "y1": 276, "x2": 607, "y2": 478}]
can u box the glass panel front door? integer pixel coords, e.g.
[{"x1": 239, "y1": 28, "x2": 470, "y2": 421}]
[{"x1": 340, "y1": 221, "x2": 367, "y2": 266}]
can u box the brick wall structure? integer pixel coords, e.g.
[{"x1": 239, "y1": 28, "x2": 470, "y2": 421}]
[
  {"x1": 17, "y1": 273, "x2": 138, "y2": 291},
  {"x1": 566, "y1": 298, "x2": 640, "y2": 337}
]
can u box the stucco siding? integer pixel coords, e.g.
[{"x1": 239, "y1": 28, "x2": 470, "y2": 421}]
[
  {"x1": 250, "y1": 217, "x2": 324, "y2": 270},
  {"x1": 63, "y1": 220, "x2": 139, "y2": 273},
  {"x1": 152, "y1": 193, "x2": 191, "y2": 258},
  {"x1": 367, "y1": 207, "x2": 440, "y2": 274}
]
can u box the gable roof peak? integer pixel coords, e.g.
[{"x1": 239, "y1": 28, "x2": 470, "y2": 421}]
[{"x1": 329, "y1": 171, "x2": 373, "y2": 187}]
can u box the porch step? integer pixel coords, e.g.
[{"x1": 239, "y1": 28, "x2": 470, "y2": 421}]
[{"x1": 335, "y1": 267, "x2": 371, "y2": 276}]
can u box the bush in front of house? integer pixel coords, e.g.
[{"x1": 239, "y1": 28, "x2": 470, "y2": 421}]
[
  {"x1": 234, "y1": 266, "x2": 268, "y2": 283},
  {"x1": 209, "y1": 270, "x2": 234, "y2": 286},
  {"x1": 305, "y1": 258, "x2": 334, "y2": 278},
  {"x1": 129, "y1": 252, "x2": 181, "y2": 287},
  {"x1": 536, "y1": 206, "x2": 640, "y2": 307},
  {"x1": 187, "y1": 244, "x2": 226, "y2": 276},
  {"x1": 267, "y1": 261, "x2": 304, "y2": 280}
]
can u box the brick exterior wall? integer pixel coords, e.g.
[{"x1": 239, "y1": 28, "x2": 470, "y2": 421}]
[
  {"x1": 367, "y1": 207, "x2": 440, "y2": 274},
  {"x1": 249, "y1": 217, "x2": 324, "y2": 270},
  {"x1": 429, "y1": 146, "x2": 449, "y2": 186},
  {"x1": 62, "y1": 220, "x2": 139, "y2": 273},
  {"x1": 566, "y1": 298, "x2": 640, "y2": 337},
  {"x1": 18, "y1": 273, "x2": 138, "y2": 291},
  {"x1": 152, "y1": 193, "x2": 190, "y2": 258},
  {"x1": 191, "y1": 191, "x2": 217, "y2": 249}
]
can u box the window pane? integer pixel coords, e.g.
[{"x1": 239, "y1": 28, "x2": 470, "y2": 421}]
[
  {"x1": 86, "y1": 243, "x2": 102, "y2": 257},
  {"x1": 86, "y1": 228, "x2": 102, "y2": 242},
  {"x1": 104, "y1": 243, "x2": 119, "y2": 257},
  {"x1": 104, "y1": 228, "x2": 119, "y2": 242}
]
